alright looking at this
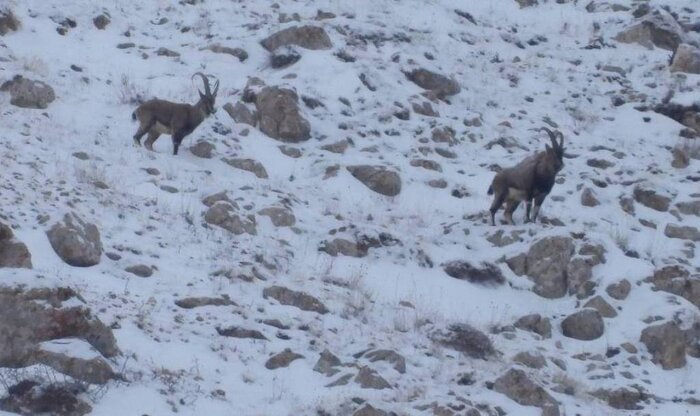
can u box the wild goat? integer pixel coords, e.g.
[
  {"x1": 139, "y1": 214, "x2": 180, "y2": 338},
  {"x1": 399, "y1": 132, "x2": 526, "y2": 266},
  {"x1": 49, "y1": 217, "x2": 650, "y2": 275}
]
[
  {"x1": 487, "y1": 127, "x2": 565, "y2": 225},
  {"x1": 132, "y1": 72, "x2": 219, "y2": 155}
]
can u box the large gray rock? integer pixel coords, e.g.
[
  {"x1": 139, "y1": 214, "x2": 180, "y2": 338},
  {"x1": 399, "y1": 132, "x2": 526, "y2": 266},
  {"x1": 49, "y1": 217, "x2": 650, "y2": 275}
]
[
  {"x1": 646, "y1": 265, "x2": 700, "y2": 310},
  {"x1": 615, "y1": 8, "x2": 685, "y2": 51},
  {"x1": 561, "y1": 309, "x2": 604, "y2": 340},
  {"x1": 46, "y1": 213, "x2": 103, "y2": 267},
  {"x1": 515, "y1": 313, "x2": 552, "y2": 339},
  {"x1": 255, "y1": 86, "x2": 311, "y2": 142},
  {"x1": 664, "y1": 224, "x2": 700, "y2": 242},
  {"x1": 405, "y1": 68, "x2": 461, "y2": 99},
  {"x1": 1, "y1": 75, "x2": 55, "y2": 109},
  {"x1": 223, "y1": 101, "x2": 257, "y2": 126},
  {"x1": 493, "y1": 368, "x2": 560, "y2": 416},
  {"x1": 433, "y1": 323, "x2": 496, "y2": 359},
  {"x1": 0, "y1": 9, "x2": 20, "y2": 35},
  {"x1": 263, "y1": 285, "x2": 328, "y2": 314},
  {"x1": 347, "y1": 165, "x2": 402, "y2": 197},
  {"x1": 671, "y1": 44, "x2": 700, "y2": 74},
  {"x1": 223, "y1": 157, "x2": 269, "y2": 179},
  {"x1": 258, "y1": 206, "x2": 296, "y2": 227},
  {"x1": 443, "y1": 260, "x2": 505, "y2": 286},
  {"x1": 354, "y1": 366, "x2": 391, "y2": 389},
  {"x1": 0, "y1": 222, "x2": 32, "y2": 268},
  {"x1": 633, "y1": 185, "x2": 671, "y2": 211},
  {"x1": 261, "y1": 25, "x2": 332, "y2": 51},
  {"x1": 204, "y1": 201, "x2": 257, "y2": 235},
  {"x1": 509, "y1": 236, "x2": 575, "y2": 298},
  {"x1": 640, "y1": 321, "x2": 686, "y2": 370}
]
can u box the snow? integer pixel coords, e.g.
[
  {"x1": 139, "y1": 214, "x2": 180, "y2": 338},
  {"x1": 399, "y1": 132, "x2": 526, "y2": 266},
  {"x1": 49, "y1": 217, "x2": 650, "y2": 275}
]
[{"x1": 1, "y1": 0, "x2": 699, "y2": 414}]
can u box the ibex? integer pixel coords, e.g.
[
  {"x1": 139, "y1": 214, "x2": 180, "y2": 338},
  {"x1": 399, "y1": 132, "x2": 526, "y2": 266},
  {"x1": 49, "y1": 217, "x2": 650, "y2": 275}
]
[
  {"x1": 132, "y1": 73, "x2": 219, "y2": 155},
  {"x1": 487, "y1": 127, "x2": 565, "y2": 225}
]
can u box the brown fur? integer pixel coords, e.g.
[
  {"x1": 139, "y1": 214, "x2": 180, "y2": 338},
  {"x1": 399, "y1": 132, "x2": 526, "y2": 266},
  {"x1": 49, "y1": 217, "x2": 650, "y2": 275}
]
[
  {"x1": 132, "y1": 73, "x2": 219, "y2": 155},
  {"x1": 488, "y1": 128, "x2": 565, "y2": 225}
]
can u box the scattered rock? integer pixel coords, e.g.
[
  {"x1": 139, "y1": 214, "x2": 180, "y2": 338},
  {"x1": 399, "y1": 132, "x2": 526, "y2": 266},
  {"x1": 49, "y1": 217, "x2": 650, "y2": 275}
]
[
  {"x1": 493, "y1": 368, "x2": 560, "y2": 416},
  {"x1": 412, "y1": 101, "x2": 439, "y2": 117},
  {"x1": 515, "y1": 0, "x2": 538, "y2": 8},
  {"x1": 581, "y1": 187, "x2": 600, "y2": 207},
  {"x1": 1, "y1": 75, "x2": 56, "y2": 109},
  {"x1": 265, "y1": 349, "x2": 304, "y2": 370},
  {"x1": 271, "y1": 45, "x2": 301, "y2": 68},
  {"x1": 0, "y1": 222, "x2": 32, "y2": 268},
  {"x1": 263, "y1": 285, "x2": 328, "y2": 314},
  {"x1": 314, "y1": 349, "x2": 342, "y2": 376},
  {"x1": 223, "y1": 158, "x2": 268, "y2": 179},
  {"x1": 513, "y1": 351, "x2": 546, "y2": 369},
  {"x1": 664, "y1": 224, "x2": 700, "y2": 242},
  {"x1": 404, "y1": 68, "x2": 461, "y2": 99},
  {"x1": 261, "y1": 25, "x2": 332, "y2": 51},
  {"x1": 93, "y1": 14, "x2": 110, "y2": 30},
  {"x1": 561, "y1": 309, "x2": 604, "y2": 340},
  {"x1": 190, "y1": 140, "x2": 215, "y2": 158},
  {"x1": 434, "y1": 324, "x2": 496, "y2": 359},
  {"x1": 204, "y1": 201, "x2": 257, "y2": 235},
  {"x1": 676, "y1": 200, "x2": 700, "y2": 217},
  {"x1": 216, "y1": 326, "x2": 267, "y2": 340},
  {"x1": 46, "y1": 213, "x2": 103, "y2": 267},
  {"x1": 606, "y1": 279, "x2": 631, "y2": 300},
  {"x1": 258, "y1": 207, "x2": 296, "y2": 227},
  {"x1": 156, "y1": 47, "x2": 180, "y2": 57},
  {"x1": 347, "y1": 165, "x2": 401, "y2": 196},
  {"x1": 320, "y1": 238, "x2": 367, "y2": 258},
  {"x1": 0, "y1": 9, "x2": 20, "y2": 35},
  {"x1": 354, "y1": 366, "x2": 391, "y2": 389},
  {"x1": 640, "y1": 321, "x2": 686, "y2": 370},
  {"x1": 515, "y1": 314, "x2": 552, "y2": 339},
  {"x1": 583, "y1": 295, "x2": 617, "y2": 318},
  {"x1": 175, "y1": 296, "x2": 236, "y2": 309},
  {"x1": 442, "y1": 260, "x2": 505, "y2": 286},
  {"x1": 364, "y1": 349, "x2": 406, "y2": 374},
  {"x1": 633, "y1": 186, "x2": 670, "y2": 211},
  {"x1": 125, "y1": 264, "x2": 152, "y2": 278}
]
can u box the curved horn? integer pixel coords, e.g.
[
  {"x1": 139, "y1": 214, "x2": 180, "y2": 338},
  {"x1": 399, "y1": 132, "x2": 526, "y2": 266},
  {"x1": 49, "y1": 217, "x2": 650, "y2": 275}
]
[
  {"x1": 539, "y1": 126, "x2": 559, "y2": 149},
  {"x1": 192, "y1": 72, "x2": 211, "y2": 97},
  {"x1": 212, "y1": 78, "x2": 220, "y2": 96},
  {"x1": 557, "y1": 130, "x2": 564, "y2": 148}
]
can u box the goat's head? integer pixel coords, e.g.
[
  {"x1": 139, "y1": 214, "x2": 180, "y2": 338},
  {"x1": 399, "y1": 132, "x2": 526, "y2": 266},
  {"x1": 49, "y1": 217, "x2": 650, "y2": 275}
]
[
  {"x1": 193, "y1": 72, "x2": 219, "y2": 115},
  {"x1": 540, "y1": 127, "x2": 565, "y2": 173}
]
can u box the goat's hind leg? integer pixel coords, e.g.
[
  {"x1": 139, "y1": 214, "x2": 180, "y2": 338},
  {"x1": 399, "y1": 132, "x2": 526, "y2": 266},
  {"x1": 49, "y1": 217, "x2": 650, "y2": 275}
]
[
  {"x1": 133, "y1": 119, "x2": 155, "y2": 147},
  {"x1": 144, "y1": 131, "x2": 161, "y2": 152},
  {"x1": 488, "y1": 190, "x2": 507, "y2": 226},
  {"x1": 504, "y1": 199, "x2": 520, "y2": 225},
  {"x1": 531, "y1": 193, "x2": 548, "y2": 223}
]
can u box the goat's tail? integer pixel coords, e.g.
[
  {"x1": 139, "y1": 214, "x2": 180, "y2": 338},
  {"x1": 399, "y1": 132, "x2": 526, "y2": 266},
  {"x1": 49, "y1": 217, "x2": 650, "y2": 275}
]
[{"x1": 487, "y1": 185, "x2": 494, "y2": 195}]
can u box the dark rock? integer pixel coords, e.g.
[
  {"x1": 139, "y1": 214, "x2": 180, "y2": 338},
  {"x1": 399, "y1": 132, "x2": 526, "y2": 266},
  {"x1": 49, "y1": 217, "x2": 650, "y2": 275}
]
[
  {"x1": 261, "y1": 25, "x2": 332, "y2": 51},
  {"x1": 347, "y1": 165, "x2": 401, "y2": 196},
  {"x1": 265, "y1": 349, "x2": 304, "y2": 370},
  {"x1": 270, "y1": 45, "x2": 301, "y2": 68},
  {"x1": 514, "y1": 314, "x2": 552, "y2": 339},
  {"x1": 443, "y1": 260, "x2": 505, "y2": 286},
  {"x1": 561, "y1": 309, "x2": 604, "y2": 340},
  {"x1": 640, "y1": 321, "x2": 686, "y2": 369},
  {"x1": 434, "y1": 323, "x2": 496, "y2": 359},
  {"x1": 1, "y1": 75, "x2": 55, "y2": 109},
  {"x1": 0, "y1": 222, "x2": 32, "y2": 268},
  {"x1": 46, "y1": 213, "x2": 102, "y2": 267},
  {"x1": 263, "y1": 285, "x2": 328, "y2": 314},
  {"x1": 493, "y1": 368, "x2": 559, "y2": 416}
]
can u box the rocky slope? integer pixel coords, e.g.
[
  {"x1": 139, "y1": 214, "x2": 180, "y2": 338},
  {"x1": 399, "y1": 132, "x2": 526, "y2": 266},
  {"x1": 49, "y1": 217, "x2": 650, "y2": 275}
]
[{"x1": 0, "y1": 0, "x2": 699, "y2": 415}]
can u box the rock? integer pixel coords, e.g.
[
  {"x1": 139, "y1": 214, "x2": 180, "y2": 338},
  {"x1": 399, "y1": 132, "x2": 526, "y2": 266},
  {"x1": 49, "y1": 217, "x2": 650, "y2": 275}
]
[
  {"x1": 410, "y1": 158, "x2": 442, "y2": 172},
  {"x1": 223, "y1": 158, "x2": 268, "y2": 179},
  {"x1": 664, "y1": 224, "x2": 700, "y2": 241},
  {"x1": 93, "y1": 14, "x2": 109, "y2": 30},
  {"x1": 202, "y1": 191, "x2": 233, "y2": 207},
  {"x1": 515, "y1": 0, "x2": 538, "y2": 8},
  {"x1": 633, "y1": 186, "x2": 670, "y2": 211},
  {"x1": 124, "y1": 264, "x2": 153, "y2": 278},
  {"x1": 561, "y1": 309, "x2": 604, "y2": 340},
  {"x1": 602, "y1": 387, "x2": 646, "y2": 410},
  {"x1": 647, "y1": 265, "x2": 700, "y2": 309},
  {"x1": 190, "y1": 140, "x2": 215, "y2": 158},
  {"x1": 46, "y1": 213, "x2": 102, "y2": 267},
  {"x1": 443, "y1": 261, "x2": 505, "y2": 286},
  {"x1": 320, "y1": 238, "x2": 367, "y2": 258},
  {"x1": 514, "y1": 314, "x2": 552, "y2": 339},
  {"x1": 201, "y1": 44, "x2": 248, "y2": 62},
  {"x1": 615, "y1": 8, "x2": 685, "y2": 51},
  {"x1": 412, "y1": 101, "x2": 439, "y2": 117},
  {"x1": 513, "y1": 351, "x2": 546, "y2": 369},
  {"x1": 434, "y1": 324, "x2": 496, "y2": 359},
  {"x1": 640, "y1": 322, "x2": 686, "y2": 370},
  {"x1": 224, "y1": 102, "x2": 257, "y2": 126},
  {"x1": 672, "y1": 147, "x2": 690, "y2": 169},
  {"x1": 0, "y1": 287, "x2": 119, "y2": 368},
  {"x1": 271, "y1": 45, "x2": 301, "y2": 68},
  {"x1": 265, "y1": 349, "x2": 304, "y2": 370},
  {"x1": 175, "y1": 296, "x2": 235, "y2": 309},
  {"x1": 1, "y1": 75, "x2": 55, "y2": 109},
  {"x1": 321, "y1": 139, "x2": 349, "y2": 154},
  {"x1": 514, "y1": 236, "x2": 575, "y2": 298},
  {"x1": 583, "y1": 295, "x2": 617, "y2": 318},
  {"x1": 261, "y1": 25, "x2": 332, "y2": 51},
  {"x1": 354, "y1": 366, "x2": 391, "y2": 389},
  {"x1": 566, "y1": 257, "x2": 595, "y2": 298},
  {"x1": 671, "y1": 44, "x2": 700, "y2": 74},
  {"x1": 0, "y1": 222, "x2": 32, "y2": 268},
  {"x1": 347, "y1": 165, "x2": 401, "y2": 196},
  {"x1": 677, "y1": 200, "x2": 700, "y2": 217},
  {"x1": 314, "y1": 349, "x2": 342, "y2": 376},
  {"x1": 279, "y1": 145, "x2": 302, "y2": 158},
  {"x1": 216, "y1": 326, "x2": 267, "y2": 340},
  {"x1": 0, "y1": 9, "x2": 20, "y2": 35},
  {"x1": 364, "y1": 350, "x2": 406, "y2": 374},
  {"x1": 258, "y1": 207, "x2": 296, "y2": 227},
  {"x1": 606, "y1": 279, "x2": 631, "y2": 300},
  {"x1": 255, "y1": 86, "x2": 311, "y2": 142},
  {"x1": 0, "y1": 381, "x2": 92, "y2": 416},
  {"x1": 405, "y1": 68, "x2": 461, "y2": 99},
  {"x1": 493, "y1": 369, "x2": 560, "y2": 416},
  {"x1": 353, "y1": 404, "x2": 390, "y2": 416},
  {"x1": 33, "y1": 343, "x2": 116, "y2": 385},
  {"x1": 204, "y1": 201, "x2": 257, "y2": 235},
  {"x1": 263, "y1": 285, "x2": 328, "y2": 314},
  {"x1": 581, "y1": 187, "x2": 600, "y2": 207}
]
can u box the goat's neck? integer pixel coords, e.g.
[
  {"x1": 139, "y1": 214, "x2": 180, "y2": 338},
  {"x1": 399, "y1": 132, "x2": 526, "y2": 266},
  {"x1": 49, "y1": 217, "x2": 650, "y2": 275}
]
[{"x1": 190, "y1": 99, "x2": 209, "y2": 126}]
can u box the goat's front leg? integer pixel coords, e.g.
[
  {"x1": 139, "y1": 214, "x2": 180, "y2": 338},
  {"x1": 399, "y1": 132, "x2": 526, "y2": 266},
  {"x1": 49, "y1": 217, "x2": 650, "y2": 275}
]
[{"x1": 531, "y1": 193, "x2": 548, "y2": 223}]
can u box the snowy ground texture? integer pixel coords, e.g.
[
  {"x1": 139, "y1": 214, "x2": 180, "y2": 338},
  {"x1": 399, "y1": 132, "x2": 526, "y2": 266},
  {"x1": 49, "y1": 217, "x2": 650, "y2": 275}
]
[{"x1": 1, "y1": 0, "x2": 699, "y2": 415}]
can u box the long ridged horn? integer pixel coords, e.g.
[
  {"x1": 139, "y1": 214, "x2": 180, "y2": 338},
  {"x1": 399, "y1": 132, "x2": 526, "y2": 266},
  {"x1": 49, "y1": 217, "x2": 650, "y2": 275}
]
[
  {"x1": 212, "y1": 78, "x2": 220, "y2": 96},
  {"x1": 539, "y1": 127, "x2": 560, "y2": 150},
  {"x1": 192, "y1": 72, "x2": 211, "y2": 97}
]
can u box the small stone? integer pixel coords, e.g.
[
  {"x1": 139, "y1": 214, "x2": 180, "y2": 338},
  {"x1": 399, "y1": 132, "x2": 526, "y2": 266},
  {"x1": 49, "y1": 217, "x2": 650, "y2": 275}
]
[
  {"x1": 124, "y1": 264, "x2": 152, "y2": 278},
  {"x1": 265, "y1": 349, "x2": 303, "y2": 370},
  {"x1": 354, "y1": 366, "x2": 391, "y2": 389},
  {"x1": 606, "y1": 279, "x2": 631, "y2": 300}
]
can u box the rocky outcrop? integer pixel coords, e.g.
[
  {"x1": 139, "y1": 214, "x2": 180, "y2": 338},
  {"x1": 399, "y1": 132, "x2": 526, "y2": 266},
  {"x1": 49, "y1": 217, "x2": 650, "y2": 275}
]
[
  {"x1": 443, "y1": 260, "x2": 505, "y2": 286},
  {"x1": 1, "y1": 75, "x2": 55, "y2": 109},
  {"x1": 433, "y1": 324, "x2": 496, "y2": 359},
  {"x1": 404, "y1": 68, "x2": 461, "y2": 99},
  {"x1": 640, "y1": 321, "x2": 686, "y2": 370},
  {"x1": 493, "y1": 368, "x2": 560, "y2": 416},
  {"x1": 0, "y1": 222, "x2": 32, "y2": 268},
  {"x1": 46, "y1": 213, "x2": 103, "y2": 267},
  {"x1": 347, "y1": 165, "x2": 402, "y2": 196},
  {"x1": 204, "y1": 199, "x2": 257, "y2": 236},
  {"x1": 254, "y1": 85, "x2": 311, "y2": 142},
  {"x1": 615, "y1": 8, "x2": 685, "y2": 51},
  {"x1": 263, "y1": 285, "x2": 328, "y2": 314},
  {"x1": 646, "y1": 265, "x2": 700, "y2": 309},
  {"x1": 671, "y1": 44, "x2": 700, "y2": 74}
]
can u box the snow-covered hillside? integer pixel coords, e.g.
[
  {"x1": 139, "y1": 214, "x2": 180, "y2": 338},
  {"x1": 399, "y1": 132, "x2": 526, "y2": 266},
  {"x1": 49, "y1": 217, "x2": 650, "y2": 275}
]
[{"x1": 0, "y1": 0, "x2": 699, "y2": 415}]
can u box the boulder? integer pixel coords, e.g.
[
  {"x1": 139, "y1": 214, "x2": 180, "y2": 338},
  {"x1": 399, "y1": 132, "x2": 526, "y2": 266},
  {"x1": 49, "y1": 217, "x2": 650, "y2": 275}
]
[
  {"x1": 265, "y1": 349, "x2": 304, "y2": 370},
  {"x1": 664, "y1": 224, "x2": 700, "y2": 242},
  {"x1": 354, "y1": 366, "x2": 391, "y2": 389},
  {"x1": 0, "y1": 222, "x2": 32, "y2": 268},
  {"x1": 606, "y1": 279, "x2": 631, "y2": 300},
  {"x1": 633, "y1": 185, "x2": 671, "y2": 211},
  {"x1": 258, "y1": 207, "x2": 296, "y2": 227},
  {"x1": 190, "y1": 140, "x2": 215, "y2": 158},
  {"x1": 92, "y1": 14, "x2": 110, "y2": 30},
  {"x1": 493, "y1": 369, "x2": 560, "y2": 416},
  {"x1": 263, "y1": 285, "x2": 328, "y2": 314},
  {"x1": 271, "y1": 45, "x2": 301, "y2": 68},
  {"x1": 581, "y1": 187, "x2": 600, "y2": 207},
  {"x1": 313, "y1": 349, "x2": 342, "y2": 376},
  {"x1": 561, "y1": 309, "x2": 604, "y2": 340},
  {"x1": 442, "y1": 260, "x2": 505, "y2": 286},
  {"x1": 671, "y1": 44, "x2": 700, "y2": 74},
  {"x1": 0, "y1": 9, "x2": 20, "y2": 35},
  {"x1": 223, "y1": 157, "x2": 268, "y2": 179},
  {"x1": 46, "y1": 213, "x2": 102, "y2": 267},
  {"x1": 615, "y1": 8, "x2": 685, "y2": 51},
  {"x1": 223, "y1": 102, "x2": 257, "y2": 126},
  {"x1": 0, "y1": 381, "x2": 92, "y2": 416},
  {"x1": 204, "y1": 201, "x2": 257, "y2": 235},
  {"x1": 514, "y1": 314, "x2": 552, "y2": 339},
  {"x1": 405, "y1": 68, "x2": 461, "y2": 99},
  {"x1": 261, "y1": 25, "x2": 332, "y2": 51},
  {"x1": 433, "y1": 323, "x2": 496, "y2": 359},
  {"x1": 1, "y1": 75, "x2": 55, "y2": 109},
  {"x1": 640, "y1": 321, "x2": 686, "y2": 370},
  {"x1": 513, "y1": 351, "x2": 546, "y2": 369},
  {"x1": 509, "y1": 236, "x2": 574, "y2": 298},
  {"x1": 583, "y1": 295, "x2": 617, "y2": 318},
  {"x1": 255, "y1": 86, "x2": 311, "y2": 142},
  {"x1": 347, "y1": 165, "x2": 402, "y2": 197},
  {"x1": 646, "y1": 265, "x2": 700, "y2": 309}
]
